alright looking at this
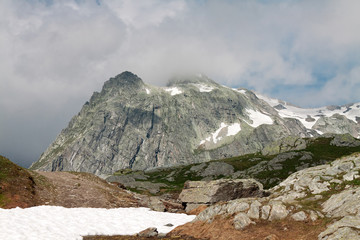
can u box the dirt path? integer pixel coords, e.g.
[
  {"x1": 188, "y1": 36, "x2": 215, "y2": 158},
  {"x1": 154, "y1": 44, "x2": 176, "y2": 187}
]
[{"x1": 33, "y1": 171, "x2": 141, "y2": 208}]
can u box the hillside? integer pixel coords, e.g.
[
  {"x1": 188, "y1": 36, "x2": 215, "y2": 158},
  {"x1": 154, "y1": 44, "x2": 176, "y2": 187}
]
[
  {"x1": 0, "y1": 155, "x2": 140, "y2": 209},
  {"x1": 106, "y1": 134, "x2": 360, "y2": 195},
  {"x1": 30, "y1": 72, "x2": 360, "y2": 175}
]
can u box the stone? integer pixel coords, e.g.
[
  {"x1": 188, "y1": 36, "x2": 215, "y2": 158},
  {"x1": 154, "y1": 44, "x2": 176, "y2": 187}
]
[
  {"x1": 263, "y1": 234, "x2": 280, "y2": 240},
  {"x1": 268, "y1": 202, "x2": 289, "y2": 221},
  {"x1": 234, "y1": 212, "x2": 255, "y2": 230},
  {"x1": 137, "y1": 227, "x2": 158, "y2": 237},
  {"x1": 318, "y1": 216, "x2": 360, "y2": 240},
  {"x1": 308, "y1": 210, "x2": 318, "y2": 221},
  {"x1": 247, "y1": 200, "x2": 262, "y2": 219},
  {"x1": 226, "y1": 200, "x2": 250, "y2": 215},
  {"x1": 200, "y1": 162, "x2": 234, "y2": 177},
  {"x1": 322, "y1": 187, "x2": 360, "y2": 218},
  {"x1": 179, "y1": 179, "x2": 265, "y2": 206},
  {"x1": 148, "y1": 196, "x2": 165, "y2": 212},
  {"x1": 261, "y1": 205, "x2": 271, "y2": 220},
  {"x1": 291, "y1": 211, "x2": 307, "y2": 221}
]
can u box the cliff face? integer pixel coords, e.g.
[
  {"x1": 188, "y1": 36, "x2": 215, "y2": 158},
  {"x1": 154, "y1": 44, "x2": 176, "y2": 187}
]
[{"x1": 30, "y1": 72, "x2": 360, "y2": 175}]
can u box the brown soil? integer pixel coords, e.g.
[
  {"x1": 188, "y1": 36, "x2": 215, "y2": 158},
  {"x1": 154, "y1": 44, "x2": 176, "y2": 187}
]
[
  {"x1": 33, "y1": 171, "x2": 141, "y2": 208},
  {"x1": 169, "y1": 216, "x2": 327, "y2": 240},
  {"x1": 1, "y1": 155, "x2": 142, "y2": 209},
  {"x1": 84, "y1": 235, "x2": 204, "y2": 240}
]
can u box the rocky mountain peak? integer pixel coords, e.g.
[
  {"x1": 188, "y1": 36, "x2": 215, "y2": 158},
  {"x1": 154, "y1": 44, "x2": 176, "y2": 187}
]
[
  {"x1": 102, "y1": 71, "x2": 143, "y2": 91},
  {"x1": 166, "y1": 73, "x2": 217, "y2": 87},
  {"x1": 30, "y1": 71, "x2": 360, "y2": 175}
]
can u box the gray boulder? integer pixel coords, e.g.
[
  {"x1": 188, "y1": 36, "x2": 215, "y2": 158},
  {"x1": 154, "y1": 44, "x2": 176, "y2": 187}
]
[{"x1": 179, "y1": 179, "x2": 265, "y2": 212}]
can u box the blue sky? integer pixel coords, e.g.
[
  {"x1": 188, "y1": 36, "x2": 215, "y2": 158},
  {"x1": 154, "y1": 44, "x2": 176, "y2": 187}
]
[{"x1": 0, "y1": 0, "x2": 359, "y2": 167}]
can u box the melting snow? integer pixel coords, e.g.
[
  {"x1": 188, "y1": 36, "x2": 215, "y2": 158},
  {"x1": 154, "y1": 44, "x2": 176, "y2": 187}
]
[
  {"x1": 145, "y1": 88, "x2": 150, "y2": 94},
  {"x1": 165, "y1": 87, "x2": 182, "y2": 96},
  {"x1": 256, "y1": 93, "x2": 360, "y2": 129},
  {"x1": 0, "y1": 206, "x2": 195, "y2": 240},
  {"x1": 246, "y1": 109, "x2": 273, "y2": 128},
  {"x1": 199, "y1": 122, "x2": 241, "y2": 145},
  {"x1": 194, "y1": 84, "x2": 215, "y2": 92}
]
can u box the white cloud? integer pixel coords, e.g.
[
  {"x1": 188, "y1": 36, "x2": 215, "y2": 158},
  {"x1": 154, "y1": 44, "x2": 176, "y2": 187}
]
[{"x1": 0, "y1": 0, "x2": 359, "y2": 167}]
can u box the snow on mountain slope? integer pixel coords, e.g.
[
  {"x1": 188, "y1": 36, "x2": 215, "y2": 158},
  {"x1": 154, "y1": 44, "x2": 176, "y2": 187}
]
[{"x1": 256, "y1": 93, "x2": 360, "y2": 134}]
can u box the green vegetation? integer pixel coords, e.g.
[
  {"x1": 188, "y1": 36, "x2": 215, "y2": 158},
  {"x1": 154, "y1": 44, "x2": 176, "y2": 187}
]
[{"x1": 111, "y1": 135, "x2": 360, "y2": 195}]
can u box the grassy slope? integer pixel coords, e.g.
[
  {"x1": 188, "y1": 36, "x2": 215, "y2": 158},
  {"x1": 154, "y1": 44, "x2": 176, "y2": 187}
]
[
  {"x1": 0, "y1": 155, "x2": 39, "y2": 208},
  {"x1": 114, "y1": 137, "x2": 360, "y2": 195}
]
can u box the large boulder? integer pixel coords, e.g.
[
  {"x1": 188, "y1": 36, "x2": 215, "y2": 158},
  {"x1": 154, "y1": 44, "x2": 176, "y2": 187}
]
[{"x1": 179, "y1": 179, "x2": 266, "y2": 212}]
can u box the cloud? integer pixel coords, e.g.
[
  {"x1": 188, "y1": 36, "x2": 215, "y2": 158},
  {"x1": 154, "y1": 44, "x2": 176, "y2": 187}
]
[{"x1": 0, "y1": 0, "x2": 359, "y2": 167}]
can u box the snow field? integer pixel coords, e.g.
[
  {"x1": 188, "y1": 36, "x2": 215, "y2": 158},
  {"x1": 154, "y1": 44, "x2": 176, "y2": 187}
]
[
  {"x1": 164, "y1": 87, "x2": 182, "y2": 96},
  {"x1": 0, "y1": 206, "x2": 195, "y2": 240},
  {"x1": 245, "y1": 109, "x2": 274, "y2": 127},
  {"x1": 256, "y1": 93, "x2": 360, "y2": 129}
]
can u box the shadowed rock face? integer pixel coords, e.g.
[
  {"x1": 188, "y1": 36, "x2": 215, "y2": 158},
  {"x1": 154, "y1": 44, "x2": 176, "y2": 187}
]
[{"x1": 30, "y1": 71, "x2": 360, "y2": 175}]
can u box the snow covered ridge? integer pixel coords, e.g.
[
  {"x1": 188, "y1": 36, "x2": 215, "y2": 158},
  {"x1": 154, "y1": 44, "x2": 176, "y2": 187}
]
[
  {"x1": 164, "y1": 87, "x2": 182, "y2": 96},
  {"x1": 199, "y1": 122, "x2": 241, "y2": 145},
  {"x1": 0, "y1": 206, "x2": 195, "y2": 240},
  {"x1": 256, "y1": 93, "x2": 360, "y2": 129}
]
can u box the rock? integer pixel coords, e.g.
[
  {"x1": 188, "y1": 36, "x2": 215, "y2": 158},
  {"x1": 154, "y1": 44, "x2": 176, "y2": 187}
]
[
  {"x1": 234, "y1": 212, "x2": 255, "y2": 230},
  {"x1": 190, "y1": 163, "x2": 207, "y2": 172},
  {"x1": 148, "y1": 196, "x2": 165, "y2": 212},
  {"x1": 200, "y1": 162, "x2": 234, "y2": 177},
  {"x1": 291, "y1": 211, "x2": 307, "y2": 221},
  {"x1": 308, "y1": 210, "x2": 318, "y2": 221},
  {"x1": 179, "y1": 179, "x2": 265, "y2": 210},
  {"x1": 261, "y1": 205, "x2": 271, "y2": 220},
  {"x1": 226, "y1": 200, "x2": 250, "y2": 215},
  {"x1": 318, "y1": 216, "x2": 360, "y2": 240},
  {"x1": 137, "y1": 227, "x2": 158, "y2": 237},
  {"x1": 268, "y1": 201, "x2": 288, "y2": 221},
  {"x1": 322, "y1": 187, "x2": 360, "y2": 218},
  {"x1": 263, "y1": 234, "x2": 280, "y2": 240},
  {"x1": 195, "y1": 204, "x2": 228, "y2": 222},
  {"x1": 261, "y1": 136, "x2": 307, "y2": 156},
  {"x1": 247, "y1": 200, "x2": 262, "y2": 219},
  {"x1": 330, "y1": 133, "x2": 360, "y2": 147}
]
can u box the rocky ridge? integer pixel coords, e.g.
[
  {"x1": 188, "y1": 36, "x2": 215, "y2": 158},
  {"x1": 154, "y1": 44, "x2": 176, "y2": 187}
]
[
  {"x1": 30, "y1": 72, "x2": 360, "y2": 175},
  {"x1": 171, "y1": 153, "x2": 360, "y2": 240}
]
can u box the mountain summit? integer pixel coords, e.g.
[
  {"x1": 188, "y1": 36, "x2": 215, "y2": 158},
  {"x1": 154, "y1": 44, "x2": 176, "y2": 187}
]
[{"x1": 30, "y1": 72, "x2": 360, "y2": 175}]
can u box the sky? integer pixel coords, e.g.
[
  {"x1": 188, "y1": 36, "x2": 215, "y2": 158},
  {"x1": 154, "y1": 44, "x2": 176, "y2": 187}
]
[{"x1": 0, "y1": 0, "x2": 359, "y2": 167}]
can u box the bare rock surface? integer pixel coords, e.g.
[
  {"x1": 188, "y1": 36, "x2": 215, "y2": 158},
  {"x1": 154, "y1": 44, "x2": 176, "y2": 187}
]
[
  {"x1": 178, "y1": 153, "x2": 360, "y2": 240},
  {"x1": 179, "y1": 179, "x2": 265, "y2": 212}
]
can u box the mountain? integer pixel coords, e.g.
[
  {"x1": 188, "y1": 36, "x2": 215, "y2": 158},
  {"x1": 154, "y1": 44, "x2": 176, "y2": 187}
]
[{"x1": 30, "y1": 71, "x2": 360, "y2": 175}]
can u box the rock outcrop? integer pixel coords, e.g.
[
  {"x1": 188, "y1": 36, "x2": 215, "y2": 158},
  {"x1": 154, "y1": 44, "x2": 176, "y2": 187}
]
[
  {"x1": 179, "y1": 179, "x2": 266, "y2": 212},
  {"x1": 181, "y1": 153, "x2": 360, "y2": 240},
  {"x1": 30, "y1": 71, "x2": 360, "y2": 175}
]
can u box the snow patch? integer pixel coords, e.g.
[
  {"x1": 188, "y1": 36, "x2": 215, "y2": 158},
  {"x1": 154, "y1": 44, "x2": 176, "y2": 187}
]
[
  {"x1": 145, "y1": 88, "x2": 150, "y2": 94},
  {"x1": 199, "y1": 122, "x2": 241, "y2": 145},
  {"x1": 165, "y1": 87, "x2": 182, "y2": 96},
  {"x1": 0, "y1": 206, "x2": 195, "y2": 240},
  {"x1": 246, "y1": 109, "x2": 273, "y2": 128},
  {"x1": 194, "y1": 84, "x2": 215, "y2": 93},
  {"x1": 233, "y1": 89, "x2": 247, "y2": 94}
]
